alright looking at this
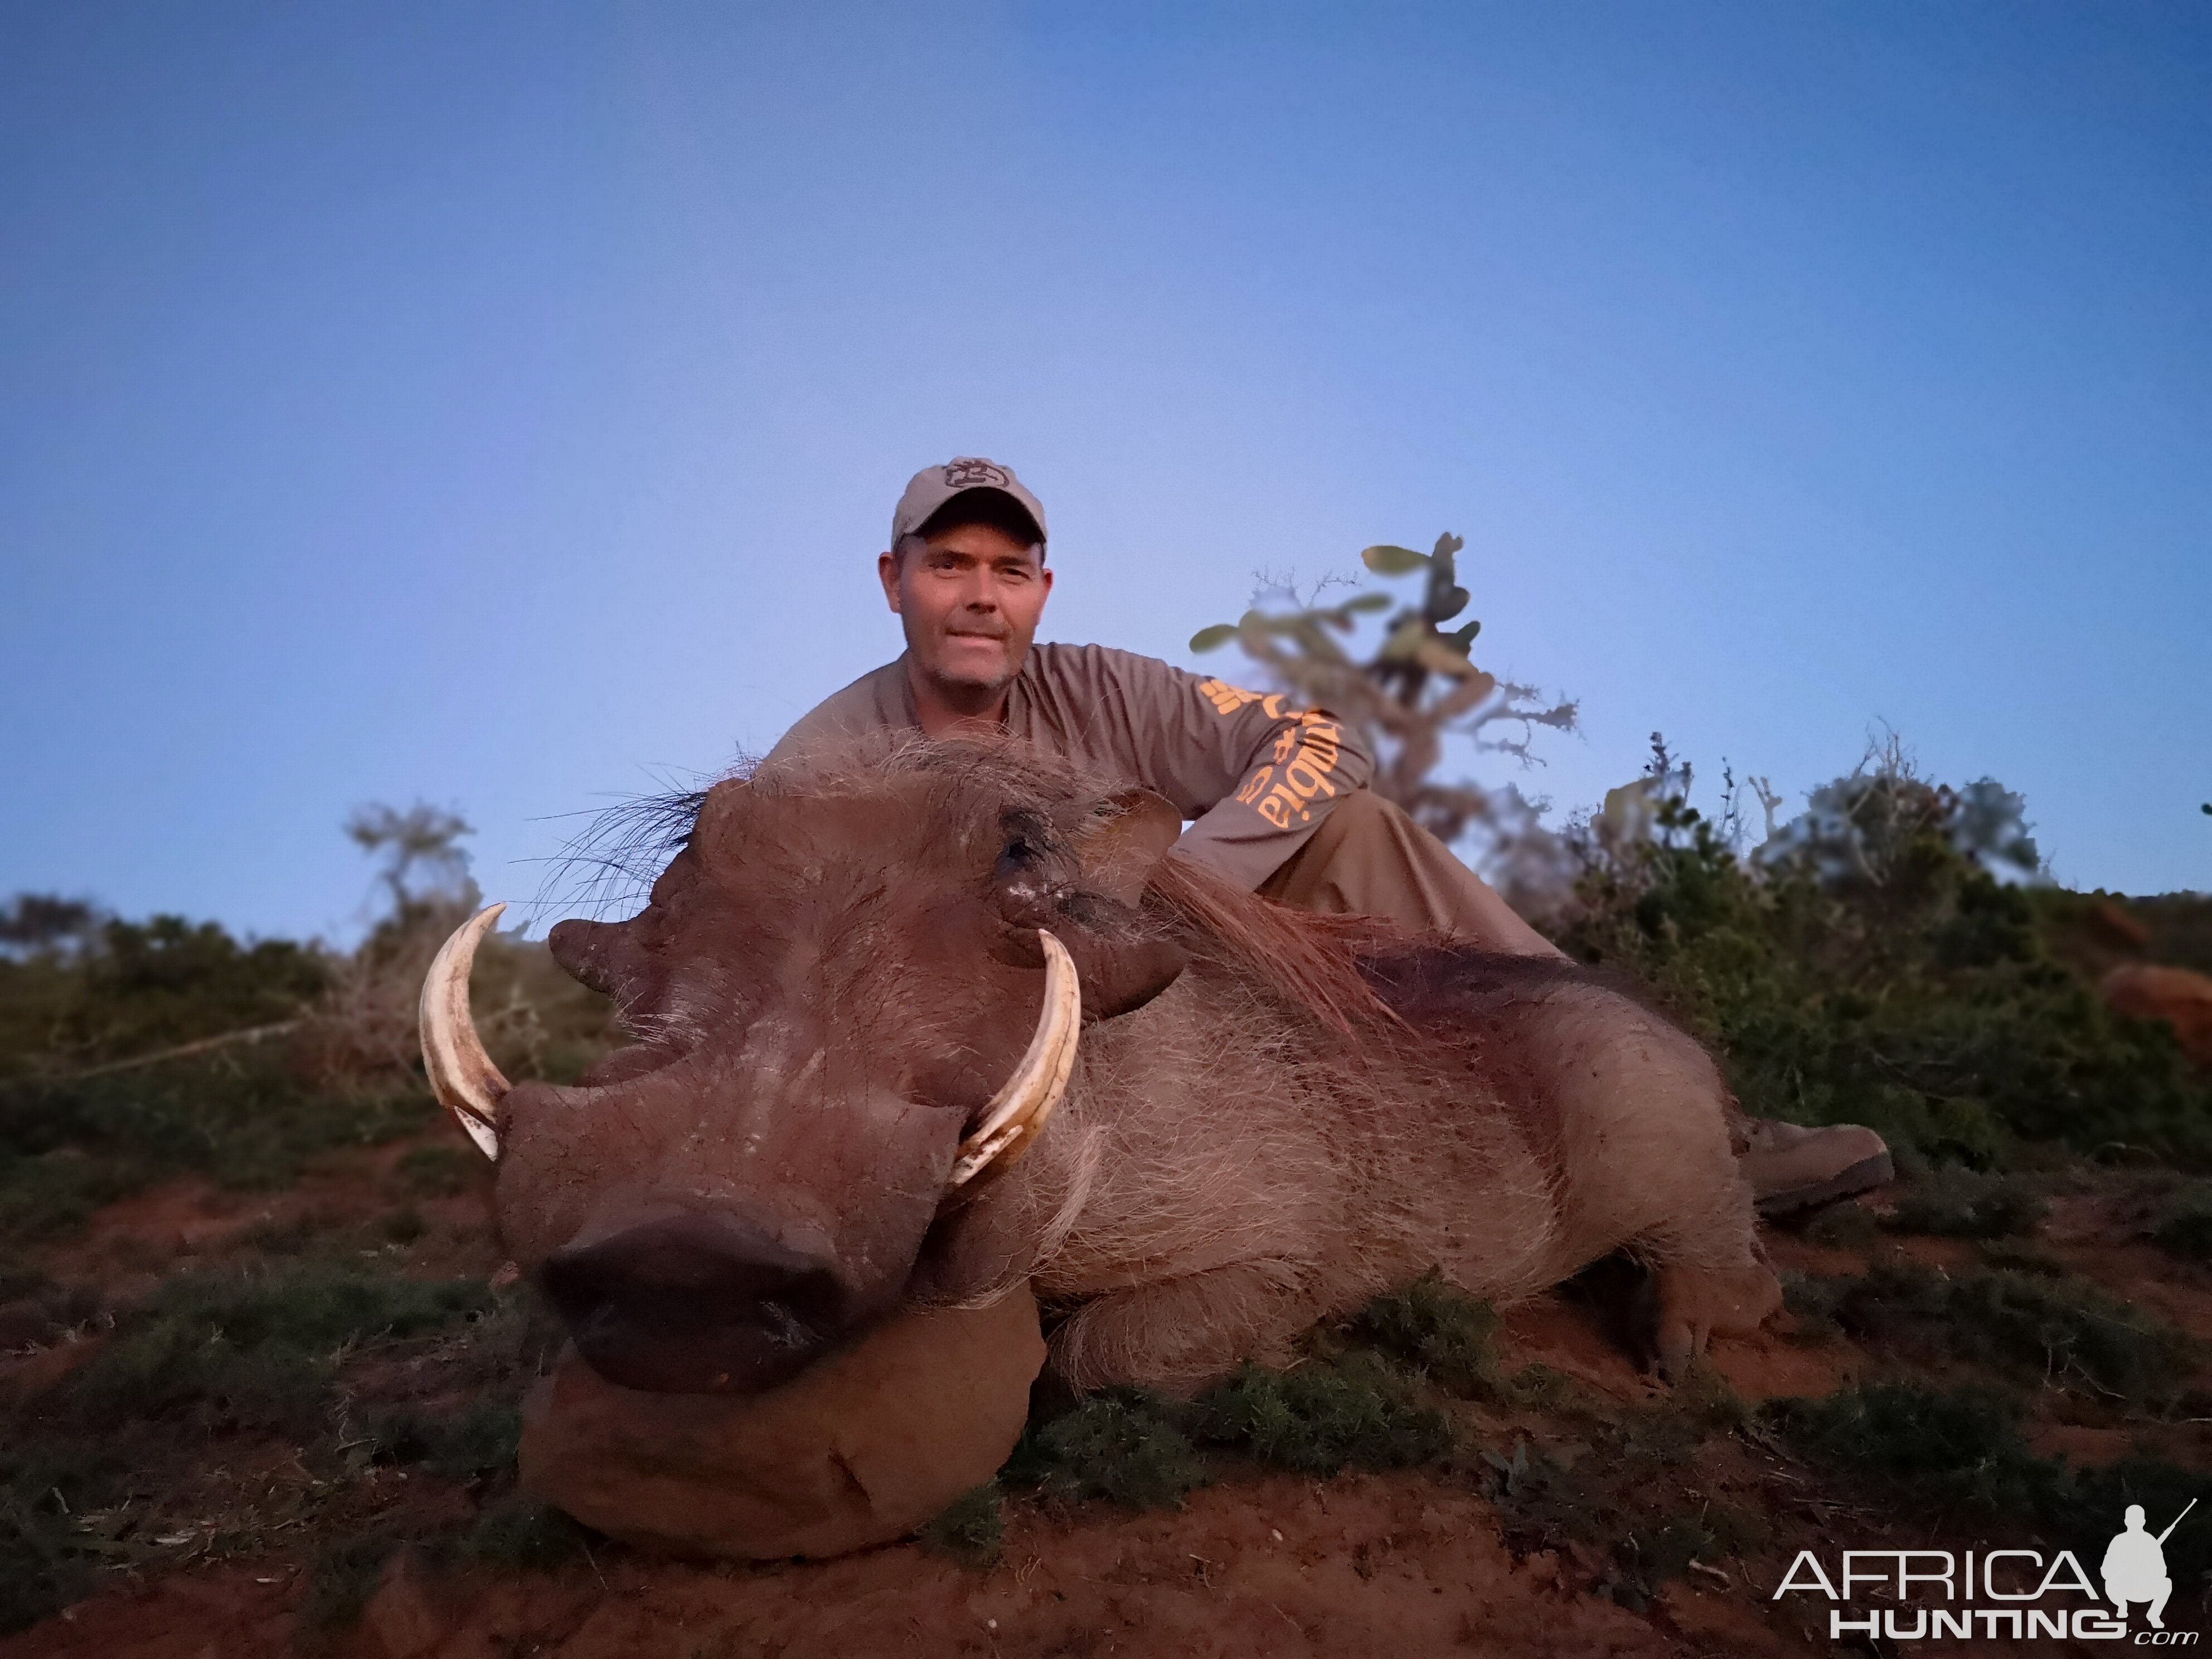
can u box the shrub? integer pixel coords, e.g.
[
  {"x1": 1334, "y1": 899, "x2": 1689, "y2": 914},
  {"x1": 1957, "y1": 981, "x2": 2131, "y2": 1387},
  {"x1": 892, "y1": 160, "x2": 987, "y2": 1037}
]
[
  {"x1": 919, "y1": 1486, "x2": 1004, "y2": 1569},
  {"x1": 1801, "y1": 1204, "x2": 1879, "y2": 1248},
  {"x1": 1002, "y1": 1393, "x2": 1207, "y2": 1511},
  {"x1": 1772, "y1": 1383, "x2": 2212, "y2": 1588},
  {"x1": 60, "y1": 1261, "x2": 493, "y2": 1437},
  {"x1": 0, "y1": 1440, "x2": 129, "y2": 1636},
  {"x1": 2150, "y1": 1182, "x2": 2212, "y2": 1262},
  {"x1": 1478, "y1": 1409, "x2": 1750, "y2": 1611},
  {"x1": 395, "y1": 1144, "x2": 479, "y2": 1198},
  {"x1": 0, "y1": 1063, "x2": 435, "y2": 1241},
  {"x1": 1766, "y1": 1382, "x2": 2060, "y2": 1519},
  {"x1": 1342, "y1": 1272, "x2": 1508, "y2": 1399},
  {"x1": 1193, "y1": 1358, "x2": 1452, "y2": 1477},
  {"x1": 299, "y1": 1531, "x2": 404, "y2": 1635},
  {"x1": 1553, "y1": 751, "x2": 2212, "y2": 1172},
  {"x1": 360, "y1": 1401, "x2": 522, "y2": 1481},
  {"x1": 0, "y1": 914, "x2": 327, "y2": 1076},
  {"x1": 1806, "y1": 1262, "x2": 2193, "y2": 1404},
  {"x1": 459, "y1": 1500, "x2": 590, "y2": 1570},
  {"x1": 1887, "y1": 1167, "x2": 2048, "y2": 1239}
]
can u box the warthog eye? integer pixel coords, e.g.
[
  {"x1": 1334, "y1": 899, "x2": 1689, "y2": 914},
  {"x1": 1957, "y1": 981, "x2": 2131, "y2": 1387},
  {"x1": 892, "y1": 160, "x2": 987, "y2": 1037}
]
[{"x1": 995, "y1": 808, "x2": 1060, "y2": 885}]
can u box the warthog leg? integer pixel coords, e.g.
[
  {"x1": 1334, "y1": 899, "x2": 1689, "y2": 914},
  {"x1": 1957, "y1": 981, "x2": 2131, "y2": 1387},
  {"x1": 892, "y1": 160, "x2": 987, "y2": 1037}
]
[
  {"x1": 1650, "y1": 1249, "x2": 1784, "y2": 1381},
  {"x1": 1049, "y1": 1256, "x2": 1325, "y2": 1399}
]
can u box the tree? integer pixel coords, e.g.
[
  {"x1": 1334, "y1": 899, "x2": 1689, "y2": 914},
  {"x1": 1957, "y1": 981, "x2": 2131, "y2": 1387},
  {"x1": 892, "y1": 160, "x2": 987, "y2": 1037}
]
[
  {"x1": 1190, "y1": 533, "x2": 1578, "y2": 903},
  {"x1": 0, "y1": 894, "x2": 105, "y2": 959},
  {"x1": 343, "y1": 802, "x2": 477, "y2": 919}
]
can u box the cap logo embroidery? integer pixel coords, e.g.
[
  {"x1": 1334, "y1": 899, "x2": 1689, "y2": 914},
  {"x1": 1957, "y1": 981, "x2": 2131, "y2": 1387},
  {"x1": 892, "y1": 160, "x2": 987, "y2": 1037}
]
[{"x1": 943, "y1": 459, "x2": 1011, "y2": 489}]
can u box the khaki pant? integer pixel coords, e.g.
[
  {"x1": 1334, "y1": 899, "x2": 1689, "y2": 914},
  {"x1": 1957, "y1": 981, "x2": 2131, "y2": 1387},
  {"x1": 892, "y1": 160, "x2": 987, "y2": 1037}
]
[{"x1": 1256, "y1": 790, "x2": 1565, "y2": 959}]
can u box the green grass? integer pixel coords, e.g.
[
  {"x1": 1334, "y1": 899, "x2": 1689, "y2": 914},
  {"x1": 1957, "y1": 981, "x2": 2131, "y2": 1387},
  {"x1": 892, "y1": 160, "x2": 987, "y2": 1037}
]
[
  {"x1": 1769, "y1": 1381, "x2": 2212, "y2": 1589},
  {"x1": 1339, "y1": 1270, "x2": 1510, "y2": 1399},
  {"x1": 1193, "y1": 1357, "x2": 1452, "y2": 1476},
  {"x1": 1789, "y1": 1260, "x2": 2194, "y2": 1404},
  {"x1": 1886, "y1": 1167, "x2": 2048, "y2": 1239},
  {"x1": 2, "y1": 1277, "x2": 554, "y2": 1638},
  {"x1": 59, "y1": 1260, "x2": 493, "y2": 1437},
  {"x1": 394, "y1": 1143, "x2": 480, "y2": 1198},
  {"x1": 1767, "y1": 1381, "x2": 2059, "y2": 1518},
  {"x1": 919, "y1": 1486, "x2": 1005, "y2": 1569},
  {"x1": 0, "y1": 1441, "x2": 131, "y2": 1636},
  {"x1": 1002, "y1": 1391, "x2": 1209, "y2": 1511},
  {"x1": 2150, "y1": 1181, "x2": 2212, "y2": 1263},
  {"x1": 358, "y1": 1400, "x2": 522, "y2": 1482},
  {"x1": 1478, "y1": 1396, "x2": 1762, "y2": 1612},
  {"x1": 456, "y1": 1499, "x2": 591, "y2": 1571},
  {"x1": 0, "y1": 1063, "x2": 436, "y2": 1242}
]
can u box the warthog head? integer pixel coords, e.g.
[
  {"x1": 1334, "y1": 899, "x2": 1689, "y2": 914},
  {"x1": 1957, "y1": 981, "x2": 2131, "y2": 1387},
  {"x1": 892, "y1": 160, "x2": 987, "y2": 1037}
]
[{"x1": 419, "y1": 744, "x2": 1190, "y2": 1395}]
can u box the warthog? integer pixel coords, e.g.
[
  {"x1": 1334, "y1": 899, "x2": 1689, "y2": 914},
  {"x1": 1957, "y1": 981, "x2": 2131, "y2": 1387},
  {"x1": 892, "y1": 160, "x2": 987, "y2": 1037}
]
[{"x1": 421, "y1": 740, "x2": 1779, "y2": 1398}]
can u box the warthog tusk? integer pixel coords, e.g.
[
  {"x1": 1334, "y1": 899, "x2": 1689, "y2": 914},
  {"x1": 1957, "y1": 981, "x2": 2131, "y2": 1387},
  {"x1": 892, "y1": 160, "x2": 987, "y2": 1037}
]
[
  {"x1": 947, "y1": 928, "x2": 1080, "y2": 1191},
  {"x1": 419, "y1": 903, "x2": 510, "y2": 1162}
]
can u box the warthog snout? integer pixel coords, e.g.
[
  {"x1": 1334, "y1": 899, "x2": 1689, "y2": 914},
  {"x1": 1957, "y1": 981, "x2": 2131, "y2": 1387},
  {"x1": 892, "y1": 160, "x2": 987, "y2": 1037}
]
[{"x1": 539, "y1": 1211, "x2": 858, "y2": 1395}]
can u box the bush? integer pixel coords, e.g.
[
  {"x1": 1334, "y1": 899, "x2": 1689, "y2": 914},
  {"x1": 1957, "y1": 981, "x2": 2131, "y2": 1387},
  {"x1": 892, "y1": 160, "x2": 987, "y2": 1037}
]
[
  {"x1": 919, "y1": 1486, "x2": 1004, "y2": 1569},
  {"x1": 0, "y1": 1441, "x2": 129, "y2": 1636},
  {"x1": 1767, "y1": 1382, "x2": 2060, "y2": 1519},
  {"x1": 0, "y1": 886, "x2": 608, "y2": 1241},
  {"x1": 1002, "y1": 1393, "x2": 1208, "y2": 1511},
  {"x1": 1193, "y1": 1358, "x2": 1452, "y2": 1476},
  {"x1": 360, "y1": 1401, "x2": 521, "y2": 1481},
  {"x1": 1478, "y1": 1403, "x2": 1755, "y2": 1611},
  {"x1": 1554, "y1": 754, "x2": 2212, "y2": 1172},
  {"x1": 1772, "y1": 1382, "x2": 2212, "y2": 1588},
  {"x1": 1803, "y1": 1262, "x2": 2193, "y2": 1404},
  {"x1": 0, "y1": 914, "x2": 327, "y2": 1077},
  {"x1": 394, "y1": 1144, "x2": 479, "y2": 1198},
  {"x1": 2150, "y1": 1182, "x2": 2212, "y2": 1262},
  {"x1": 0, "y1": 1063, "x2": 435, "y2": 1241},
  {"x1": 60, "y1": 1262, "x2": 493, "y2": 1437},
  {"x1": 1342, "y1": 1272, "x2": 1508, "y2": 1399},
  {"x1": 299, "y1": 1531, "x2": 404, "y2": 1635},
  {"x1": 459, "y1": 1500, "x2": 591, "y2": 1570},
  {"x1": 1888, "y1": 1167, "x2": 2048, "y2": 1239}
]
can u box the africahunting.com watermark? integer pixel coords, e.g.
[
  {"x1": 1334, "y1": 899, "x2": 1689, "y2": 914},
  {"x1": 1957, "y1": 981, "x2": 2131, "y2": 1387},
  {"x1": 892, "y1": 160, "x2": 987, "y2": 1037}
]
[{"x1": 1774, "y1": 1503, "x2": 2199, "y2": 1643}]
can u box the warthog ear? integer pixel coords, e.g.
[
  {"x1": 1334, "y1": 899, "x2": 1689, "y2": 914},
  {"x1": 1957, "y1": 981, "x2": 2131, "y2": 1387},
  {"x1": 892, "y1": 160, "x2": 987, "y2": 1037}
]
[
  {"x1": 1069, "y1": 789, "x2": 1185, "y2": 906},
  {"x1": 1052, "y1": 788, "x2": 1188, "y2": 1020}
]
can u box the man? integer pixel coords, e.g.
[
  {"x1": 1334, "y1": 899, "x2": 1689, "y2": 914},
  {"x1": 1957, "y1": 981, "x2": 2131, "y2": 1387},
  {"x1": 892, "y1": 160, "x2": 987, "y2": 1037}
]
[{"x1": 767, "y1": 457, "x2": 1891, "y2": 1212}]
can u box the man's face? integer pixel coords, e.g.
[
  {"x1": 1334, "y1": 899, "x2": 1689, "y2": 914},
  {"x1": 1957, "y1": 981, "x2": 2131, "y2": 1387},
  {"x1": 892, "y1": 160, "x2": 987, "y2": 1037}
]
[{"x1": 877, "y1": 521, "x2": 1052, "y2": 695}]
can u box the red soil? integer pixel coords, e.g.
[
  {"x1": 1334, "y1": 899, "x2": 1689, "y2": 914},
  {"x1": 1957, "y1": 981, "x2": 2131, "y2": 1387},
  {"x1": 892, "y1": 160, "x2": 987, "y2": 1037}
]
[{"x1": 13, "y1": 1153, "x2": 2212, "y2": 1658}]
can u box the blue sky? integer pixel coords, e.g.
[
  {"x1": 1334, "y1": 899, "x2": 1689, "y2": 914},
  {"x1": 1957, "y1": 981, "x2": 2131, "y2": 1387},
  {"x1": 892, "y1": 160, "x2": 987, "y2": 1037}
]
[{"x1": 3, "y1": 3, "x2": 2206, "y2": 940}]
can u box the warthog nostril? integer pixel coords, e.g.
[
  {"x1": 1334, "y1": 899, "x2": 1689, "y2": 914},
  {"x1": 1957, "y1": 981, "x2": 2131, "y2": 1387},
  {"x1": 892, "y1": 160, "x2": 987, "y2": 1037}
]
[{"x1": 540, "y1": 1212, "x2": 856, "y2": 1396}]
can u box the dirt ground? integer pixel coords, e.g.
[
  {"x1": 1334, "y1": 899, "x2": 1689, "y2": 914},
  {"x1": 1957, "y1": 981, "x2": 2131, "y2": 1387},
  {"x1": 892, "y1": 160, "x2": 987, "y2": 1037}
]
[{"x1": 8, "y1": 1134, "x2": 2212, "y2": 1659}]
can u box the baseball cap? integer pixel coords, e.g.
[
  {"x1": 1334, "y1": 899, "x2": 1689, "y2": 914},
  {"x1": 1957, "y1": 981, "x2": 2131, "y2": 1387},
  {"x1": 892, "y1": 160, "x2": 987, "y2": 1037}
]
[{"x1": 890, "y1": 457, "x2": 1048, "y2": 549}]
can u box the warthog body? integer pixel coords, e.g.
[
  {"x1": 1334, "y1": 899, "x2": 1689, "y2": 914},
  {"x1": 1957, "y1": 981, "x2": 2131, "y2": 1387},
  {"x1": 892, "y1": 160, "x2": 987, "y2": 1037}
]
[{"x1": 482, "y1": 739, "x2": 1778, "y2": 1398}]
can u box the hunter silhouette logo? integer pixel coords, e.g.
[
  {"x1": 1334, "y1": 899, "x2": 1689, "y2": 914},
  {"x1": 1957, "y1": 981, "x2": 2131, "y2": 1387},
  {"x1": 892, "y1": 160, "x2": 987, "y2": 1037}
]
[{"x1": 2106, "y1": 1501, "x2": 2195, "y2": 1631}]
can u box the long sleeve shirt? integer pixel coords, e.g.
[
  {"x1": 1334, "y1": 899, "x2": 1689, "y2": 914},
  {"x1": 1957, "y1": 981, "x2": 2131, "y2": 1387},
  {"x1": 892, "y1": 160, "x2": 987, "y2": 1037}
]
[{"x1": 760, "y1": 644, "x2": 1372, "y2": 891}]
